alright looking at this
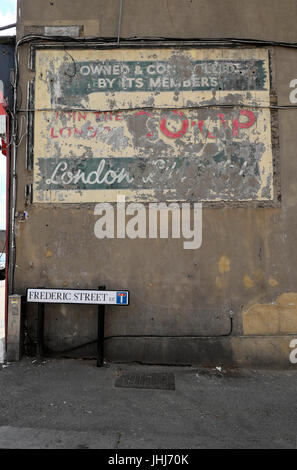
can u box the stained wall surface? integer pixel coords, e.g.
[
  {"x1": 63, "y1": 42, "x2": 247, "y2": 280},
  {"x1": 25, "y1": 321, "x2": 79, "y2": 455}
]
[{"x1": 13, "y1": 0, "x2": 297, "y2": 366}]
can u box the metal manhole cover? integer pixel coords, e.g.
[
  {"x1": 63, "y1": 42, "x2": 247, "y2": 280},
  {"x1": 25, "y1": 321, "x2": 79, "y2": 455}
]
[{"x1": 115, "y1": 372, "x2": 175, "y2": 390}]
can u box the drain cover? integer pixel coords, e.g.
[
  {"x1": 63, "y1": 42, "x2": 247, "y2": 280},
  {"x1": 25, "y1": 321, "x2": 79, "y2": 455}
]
[{"x1": 115, "y1": 372, "x2": 175, "y2": 390}]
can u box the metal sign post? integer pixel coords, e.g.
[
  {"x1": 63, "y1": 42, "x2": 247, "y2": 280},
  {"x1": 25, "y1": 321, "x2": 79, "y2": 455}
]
[
  {"x1": 26, "y1": 287, "x2": 129, "y2": 366},
  {"x1": 97, "y1": 285, "x2": 105, "y2": 367},
  {"x1": 36, "y1": 302, "x2": 45, "y2": 360}
]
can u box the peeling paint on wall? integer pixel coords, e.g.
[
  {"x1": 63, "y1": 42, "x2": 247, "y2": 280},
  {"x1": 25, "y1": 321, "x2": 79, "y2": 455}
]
[
  {"x1": 33, "y1": 48, "x2": 273, "y2": 203},
  {"x1": 243, "y1": 293, "x2": 297, "y2": 335}
]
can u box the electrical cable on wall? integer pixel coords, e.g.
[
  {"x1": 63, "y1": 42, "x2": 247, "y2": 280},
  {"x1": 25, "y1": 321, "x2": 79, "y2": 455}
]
[
  {"x1": 33, "y1": 315, "x2": 233, "y2": 357},
  {"x1": 8, "y1": 32, "x2": 297, "y2": 296}
]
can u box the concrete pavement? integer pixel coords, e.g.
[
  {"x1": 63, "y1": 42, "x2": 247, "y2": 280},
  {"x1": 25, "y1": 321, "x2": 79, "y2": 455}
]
[{"x1": 0, "y1": 358, "x2": 297, "y2": 449}]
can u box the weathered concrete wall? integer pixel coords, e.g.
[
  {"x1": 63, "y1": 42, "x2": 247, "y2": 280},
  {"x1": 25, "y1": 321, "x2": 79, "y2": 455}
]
[
  {"x1": 17, "y1": 0, "x2": 297, "y2": 43},
  {"x1": 13, "y1": 0, "x2": 297, "y2": 367}
]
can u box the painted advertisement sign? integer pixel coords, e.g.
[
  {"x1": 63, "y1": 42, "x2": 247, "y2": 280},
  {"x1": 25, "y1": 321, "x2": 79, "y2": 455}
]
[{"x1": 33, "y1": 48, "x2": 273, "y2": 203}]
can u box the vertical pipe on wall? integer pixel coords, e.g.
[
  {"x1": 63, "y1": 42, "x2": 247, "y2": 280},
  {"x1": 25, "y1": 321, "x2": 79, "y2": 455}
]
[
  {"x1": 8, "y1": 42, "x2": 18, "y2": 296},
  {"x1": 5, "y1": 111, "x2": 10, "y2": 351},
  {"x1": 117, "y1": 0, "x2": 123, "y2": 45}
]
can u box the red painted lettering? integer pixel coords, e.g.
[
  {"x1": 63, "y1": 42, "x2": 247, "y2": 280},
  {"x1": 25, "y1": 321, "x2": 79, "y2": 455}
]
[
  {"x1": 135, "y1": 110, "x2": 153, "y2": 117},
  {"x1": 160, "y1": 110, "x2": 189, "y2": 139},
  {"x1": 50, "y1": 127, "x2": 58, "y2": 138},
  {"x1": 59, "y1": 127, "x2": 71, "y2": 138},
  {"x1": 115, "y1": 112, "x2": 123, "y2": 121},
  {"x1": 78, "y1": 112, "x2": 86, "y2": 121},
  {"x1": 74, "y1": 127, "x2": 82, "y2": 136},
  {"x1": 217, "y1": 113, "x2": 227, "y2": 127},
  {"x1": 88, "y1": 126, "x2": 97, "y2": 138},
  {"x1": 233, "y1": 110, "x2": 255, "y2": 137}
]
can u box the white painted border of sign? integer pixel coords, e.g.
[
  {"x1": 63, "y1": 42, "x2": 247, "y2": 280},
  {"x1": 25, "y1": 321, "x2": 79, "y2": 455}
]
[{"x1": 26, "y1": 288, "x2": 129, "y2": 306}]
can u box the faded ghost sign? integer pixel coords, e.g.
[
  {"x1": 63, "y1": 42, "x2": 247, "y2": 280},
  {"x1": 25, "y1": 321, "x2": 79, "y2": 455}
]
[{"x1": 33, "y1": 48, "x2": 273, "y2": 203}]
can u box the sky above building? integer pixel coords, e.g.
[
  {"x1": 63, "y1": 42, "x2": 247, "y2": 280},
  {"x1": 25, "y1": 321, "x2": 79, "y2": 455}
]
[
  {"x1": 0, "y1": 0, "x2": 16, "y2": 230},
  {"x1": 0, "y1": 0, "x2": 16, "y2": 36}
]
